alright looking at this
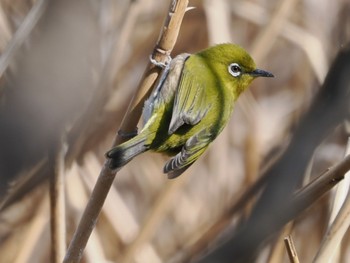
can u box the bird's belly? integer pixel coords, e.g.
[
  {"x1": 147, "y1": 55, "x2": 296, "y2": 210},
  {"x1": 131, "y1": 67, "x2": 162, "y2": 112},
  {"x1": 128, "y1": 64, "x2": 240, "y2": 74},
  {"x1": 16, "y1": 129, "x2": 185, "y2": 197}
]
[
  {"x1": 148, "y1": 98, "x2": 232, "y2": 154},
  {"x1": 152, "y1": 117, "x2": 221, "y2": 154}
]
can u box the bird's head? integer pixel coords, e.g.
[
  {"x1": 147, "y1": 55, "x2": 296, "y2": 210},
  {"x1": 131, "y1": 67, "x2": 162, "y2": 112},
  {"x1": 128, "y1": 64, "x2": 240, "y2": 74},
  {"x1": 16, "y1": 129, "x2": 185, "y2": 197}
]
[{"x1": 197, "y1": 43, "x2": 274, "y2": 97}]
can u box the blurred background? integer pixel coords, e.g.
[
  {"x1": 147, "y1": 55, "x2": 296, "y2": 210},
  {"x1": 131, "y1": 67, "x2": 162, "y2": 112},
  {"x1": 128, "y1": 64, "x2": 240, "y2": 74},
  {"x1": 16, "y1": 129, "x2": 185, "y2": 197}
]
[{"x1": 0, "y1": 0, "x2": 349, "y2": 262}]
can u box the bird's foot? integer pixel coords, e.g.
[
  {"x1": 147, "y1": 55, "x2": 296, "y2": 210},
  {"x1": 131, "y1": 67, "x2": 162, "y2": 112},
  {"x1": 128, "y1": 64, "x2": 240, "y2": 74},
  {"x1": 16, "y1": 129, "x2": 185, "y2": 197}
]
[{"x1": 150, "y1": 47, "x2": 172, "y2": 68}]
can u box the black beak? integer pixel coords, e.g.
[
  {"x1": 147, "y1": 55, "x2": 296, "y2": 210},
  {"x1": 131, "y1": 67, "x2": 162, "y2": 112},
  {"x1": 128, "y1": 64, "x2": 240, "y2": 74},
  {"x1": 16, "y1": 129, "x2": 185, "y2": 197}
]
[{"x1": 249, "y1": 68, "x2": 274, "y2": 78}]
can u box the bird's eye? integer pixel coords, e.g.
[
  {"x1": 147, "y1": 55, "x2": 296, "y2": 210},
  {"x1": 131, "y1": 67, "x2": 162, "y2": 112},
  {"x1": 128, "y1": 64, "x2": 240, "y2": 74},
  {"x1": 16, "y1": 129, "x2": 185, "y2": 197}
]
[{"x1": 228, "y1": 63, "x2": 242, "y2": 77}]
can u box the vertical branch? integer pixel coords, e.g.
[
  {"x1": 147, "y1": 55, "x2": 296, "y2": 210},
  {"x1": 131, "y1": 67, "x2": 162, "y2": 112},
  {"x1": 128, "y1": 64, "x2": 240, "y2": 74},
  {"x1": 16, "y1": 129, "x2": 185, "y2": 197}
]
[
  {"x1": 63, "y1": 1, "x2": 189, "y2": 262},
  {"x1": 116, "y1": 0, "x2": 189, "y2": 139},
  {"x1": 49, "y1": 135, "x2": 67, "y2": 263}
]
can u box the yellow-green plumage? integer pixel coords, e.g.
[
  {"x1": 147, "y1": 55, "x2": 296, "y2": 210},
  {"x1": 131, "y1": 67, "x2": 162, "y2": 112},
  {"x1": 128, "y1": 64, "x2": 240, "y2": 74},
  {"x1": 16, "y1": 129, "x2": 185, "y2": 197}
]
[{"x1": 106, "y1": 43, "x2": 273, "y2": 178}]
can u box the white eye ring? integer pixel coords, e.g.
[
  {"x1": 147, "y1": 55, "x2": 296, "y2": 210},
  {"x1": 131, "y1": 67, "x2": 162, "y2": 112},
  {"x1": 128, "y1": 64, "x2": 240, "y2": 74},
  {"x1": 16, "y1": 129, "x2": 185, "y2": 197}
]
[{"x1": 228, "y1": 63, "x2": 242, "y2": 77}]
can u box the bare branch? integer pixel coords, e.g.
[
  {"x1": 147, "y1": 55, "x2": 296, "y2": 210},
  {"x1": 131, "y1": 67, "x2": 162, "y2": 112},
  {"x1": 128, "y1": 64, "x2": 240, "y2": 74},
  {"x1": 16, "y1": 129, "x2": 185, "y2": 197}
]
[{"x1": 63, "y1": 1, "x2": 189, "y2": 262}]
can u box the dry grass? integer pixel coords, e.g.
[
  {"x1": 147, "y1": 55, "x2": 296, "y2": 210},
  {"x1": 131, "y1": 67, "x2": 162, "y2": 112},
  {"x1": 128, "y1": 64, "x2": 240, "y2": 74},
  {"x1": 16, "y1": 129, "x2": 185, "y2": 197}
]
[{"x1": 0, "y1": 0, "x2": 349, "y2": 262}]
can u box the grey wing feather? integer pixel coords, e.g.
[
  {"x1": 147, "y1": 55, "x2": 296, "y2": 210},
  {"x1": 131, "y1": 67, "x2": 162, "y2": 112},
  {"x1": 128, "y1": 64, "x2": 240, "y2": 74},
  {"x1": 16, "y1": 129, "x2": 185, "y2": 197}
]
[
  {"x1": 164, "y1": 128, "x2": 212, "y2": 178},
  {"x1": 143, "y1": 53, "x2": 190, "y2": 125},
  {"x1": 168, "y1": 62, "x2": 211, "y2": 135}
]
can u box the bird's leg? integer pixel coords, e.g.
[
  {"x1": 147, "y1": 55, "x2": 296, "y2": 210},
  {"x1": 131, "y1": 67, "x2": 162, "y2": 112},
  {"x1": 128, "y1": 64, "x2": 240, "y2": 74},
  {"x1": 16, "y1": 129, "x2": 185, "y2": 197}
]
[
  {"x1": 149, "y1": 47, "x2": 172, "y2": 98},
  {"x1": 149, "y1": 47, "x2": 172, "y2": 69}
]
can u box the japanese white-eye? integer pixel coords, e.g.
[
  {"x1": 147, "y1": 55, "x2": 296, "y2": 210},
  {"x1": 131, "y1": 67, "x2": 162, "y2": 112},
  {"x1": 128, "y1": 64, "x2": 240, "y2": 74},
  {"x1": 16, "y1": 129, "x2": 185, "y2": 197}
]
[{"x1": 106, "y1": 43, "x2": 274, "y2": 178}]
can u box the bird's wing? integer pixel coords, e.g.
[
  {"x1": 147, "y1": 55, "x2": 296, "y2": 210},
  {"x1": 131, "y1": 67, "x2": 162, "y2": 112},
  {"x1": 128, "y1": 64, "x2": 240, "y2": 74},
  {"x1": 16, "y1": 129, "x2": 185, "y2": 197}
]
[
  {"x1": 143, "y1": 54, "x2": 190, "y2": 125},
  {"x1": 164, "y1": 128, "x2": 212, "y2": 178},
  {"x1": 168, "y1": 57, "x2": 211, "y2": 134}
]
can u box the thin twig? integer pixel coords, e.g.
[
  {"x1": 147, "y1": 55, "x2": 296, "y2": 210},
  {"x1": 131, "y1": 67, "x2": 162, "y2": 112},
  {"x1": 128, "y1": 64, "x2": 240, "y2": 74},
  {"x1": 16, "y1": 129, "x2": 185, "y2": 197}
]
[
  {"x1": 49, "y1": 135, "x2": 67, "y2": 263},
  {"x1": 284, "y1": 235, "x2": 300, "y2": 263},
  {"x1": 63, "y1": 1, "x2": 189, "y2": 262}
]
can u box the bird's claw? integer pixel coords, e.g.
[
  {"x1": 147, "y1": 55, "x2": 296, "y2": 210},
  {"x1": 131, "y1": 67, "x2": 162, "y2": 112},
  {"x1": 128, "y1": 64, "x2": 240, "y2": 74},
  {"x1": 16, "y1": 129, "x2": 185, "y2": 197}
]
[{"x1": 150, "y1": 48, "x2": 172, "y2": 68}]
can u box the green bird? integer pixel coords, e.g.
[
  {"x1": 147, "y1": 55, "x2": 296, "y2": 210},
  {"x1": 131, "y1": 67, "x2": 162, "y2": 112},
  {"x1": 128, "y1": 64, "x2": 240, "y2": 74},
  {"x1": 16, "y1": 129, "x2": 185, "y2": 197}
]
[{"x1": 106, "y1": 43, "x2": 273, "y2": 178}]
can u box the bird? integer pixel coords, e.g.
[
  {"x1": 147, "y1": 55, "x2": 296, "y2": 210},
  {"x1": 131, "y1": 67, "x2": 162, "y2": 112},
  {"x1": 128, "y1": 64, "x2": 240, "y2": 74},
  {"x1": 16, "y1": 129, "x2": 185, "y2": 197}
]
[{"x1": 106, "y1": 43, "x2": 274, "y2": 179}]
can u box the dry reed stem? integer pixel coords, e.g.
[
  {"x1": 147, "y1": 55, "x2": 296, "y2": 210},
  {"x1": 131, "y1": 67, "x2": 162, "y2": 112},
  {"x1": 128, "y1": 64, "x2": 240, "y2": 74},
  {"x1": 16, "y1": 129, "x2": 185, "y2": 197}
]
[
  {"x1": 120, "y1": 178, "x2": 187, "y2": 263},
  {"x1": 235, "y1": 0, "x2": 297, "y2": 194},
  {"x1": 65, "y1": 0, "x2": 144, "y2": 166},
  {"x1": 210, "y1": 44, "x2": 350, "y2": 262},
  {"x1": 0, "y1": 2, "x2": 12, "y2": 52},
  {"x1": 204, "y1": 0, "x2": 231, "y2": 44},
  {"x1": 268, "y1": 222, "x2": 294, "y2": 263},
  {"x1": 192, "y1": 40, "x2": 350, "y2": 258},
  {"x1": 0, "y1": 158, "x2": 47, "y2": 210},
  {"x1": 284, "y1": 235, "x2": 300, "y2": 263},
  {"x1": 81, "y1": 153, "x2": 139, "y2": 243},
  {"x1": 64, "y1": 1, "x2": 189, "y2": 262},
  {"x1": 116, "y1": 0, "x2": 189, "y2": 138},
  {"x1": 48, "y1": 136, "x2": 67, "y2": 263},
  {"x1": 65, "y1": 164, "x2": 107, "y2": 262},
  {"x1": 0, "y1": 0, "x2": 140, "y2": 211},
  {"x1": 195, "y1": 155, "x2": 350, "y2": 263},
  {"x1": 328, "y1": 138, "x2": 350, "y2": 225},
  {"x1": 184, "y1": 149, "x2": 285, "y2": 261},
  {"x1": 289, "y1": 155, "x2": 350, "y2": 222},
  {"x1": 0, "y1": 1, "x2": 348, "y2": 262},
  {"x1": 80, "y1": 153, "x2": 162, "y2": 263},
  {"x1": 268, "y1": 154, "x2": 316, "y2": 262},
  {"x1": 251, "y1": 0, "x2": 299, "y2": 64},
  {"x1": 239, "y1": 0, "x2": 298, "y2": 180},
  {"x1": 13, "y1": 193, "x2": 49, "y2": 263},
  {"x1": 183, "y1": 0, "x2": 302, "y2": 258},
  {"x1": 232, "y1": 1, "x2": 327, "y2": 82},
  {"x1": 238, "y1": 0, "x2": 299, "y2": 204},
  {"x1": 0, "y1": 0, "x2": 47, "y2": 78},
  {"x1": 312, "y1": 138, "x2": 350, "y2": 263},
  {"x1": 204, "y1": 0, "x2": 234, "y2": 201}
]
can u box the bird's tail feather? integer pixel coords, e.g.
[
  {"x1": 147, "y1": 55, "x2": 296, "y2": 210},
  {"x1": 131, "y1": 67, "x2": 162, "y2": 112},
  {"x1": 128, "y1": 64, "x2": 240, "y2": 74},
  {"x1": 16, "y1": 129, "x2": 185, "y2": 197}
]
[{"x1": 106, "y1": 135, "x2": 148, "y2": 170}]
